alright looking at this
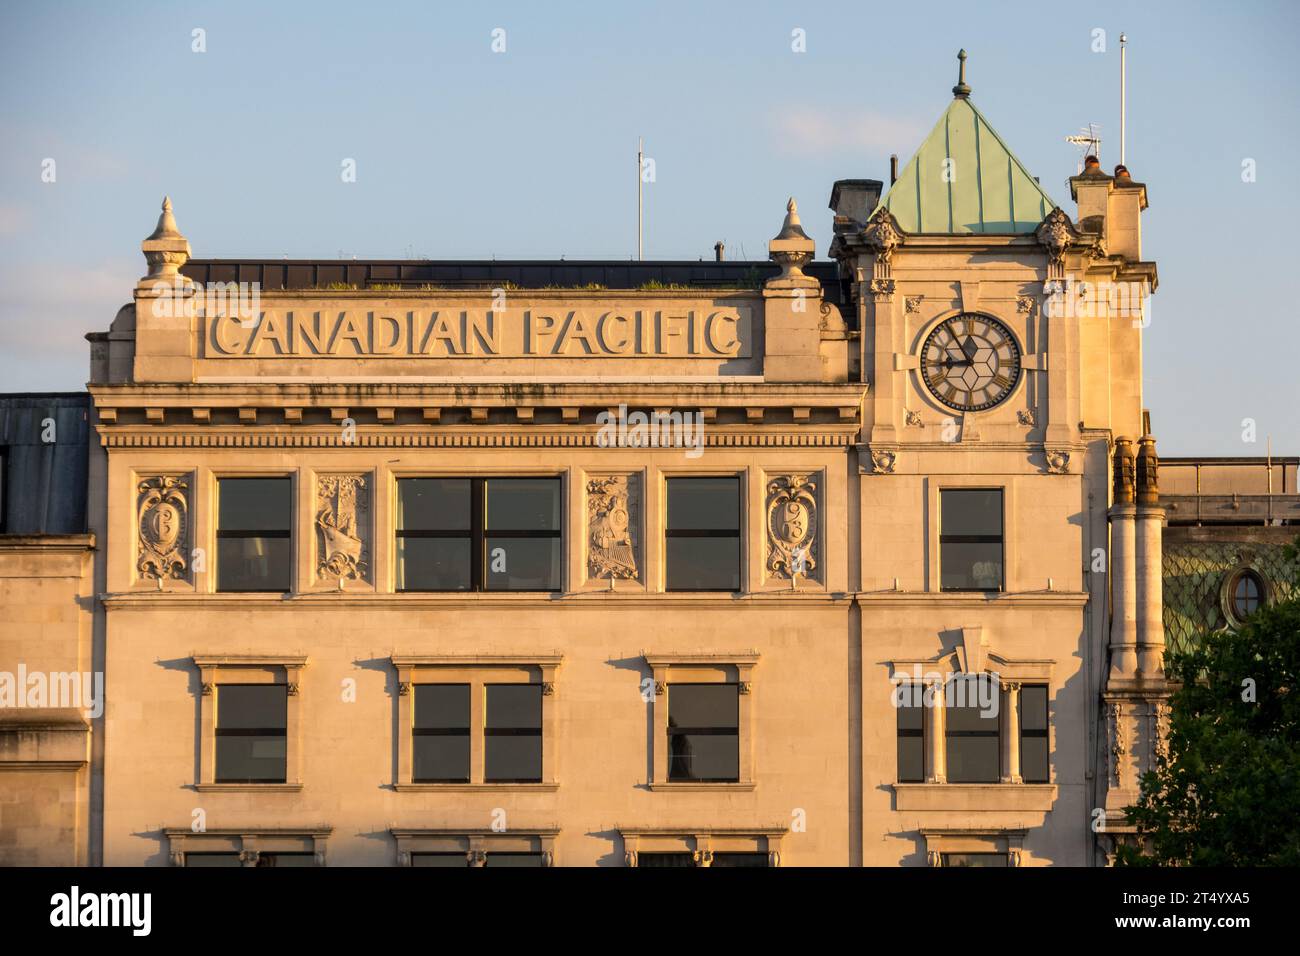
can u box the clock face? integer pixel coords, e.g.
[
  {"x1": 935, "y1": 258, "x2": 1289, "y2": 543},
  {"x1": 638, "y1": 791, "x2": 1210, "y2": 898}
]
[{"x1": 920, "y1": 313, "x2": 1023, "y2": 412}]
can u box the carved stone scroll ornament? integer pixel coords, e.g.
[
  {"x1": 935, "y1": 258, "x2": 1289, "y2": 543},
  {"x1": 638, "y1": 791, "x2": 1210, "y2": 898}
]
[
  {"x1": 316, "y1": 475, "x2": 368, "y2": 581},
  {"x1": 1035, "y1": 207, "x2": 1076, "y2": 268},
  {"x1": 863, "y1": 208, "x2": 903, "y2": 265},
  {"x1": 1044, "y1": 448, "x2": 1071, "y2": 474},
  {"x1": 137, "y1": 476, "x2": 189, "y2": 581},
  {"x1": 870, "y1": 447, "x2": 898, "y2": 475},
  {"x1": 1108, "y1": 702, "x2": 1127, "y2": 788},
  {"x1": 766, "y1": 474, "x2": 818, "y2": 581},
  {"x1": 587, "y1": 476, "x2": 638, "y2": 580}
]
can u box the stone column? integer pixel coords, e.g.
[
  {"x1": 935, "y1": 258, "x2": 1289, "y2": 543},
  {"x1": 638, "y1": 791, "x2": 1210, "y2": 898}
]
[
  {"x1": 1135, "y1": 436, "x2": 1166, "y2": 681},
  {"x1": 925, "y1": 679, "x2": 946, "y2": 784},
  {"x1": 1107, "y1": 438, "x2": 1138, "y2": 681},
  {"x1": 1000, "y1": 681, "x2": 1022, "y2": 784}
]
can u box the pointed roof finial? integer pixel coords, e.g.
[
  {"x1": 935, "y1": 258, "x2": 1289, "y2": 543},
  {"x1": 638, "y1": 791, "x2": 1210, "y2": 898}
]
[
  {"x1": 774, "y1": 196, "x2": 810, "y2": 241},
  {"x1": 953, "y1": 49, "x2": 971, "y2": 98},
  {"x1": 147, "y1": 195, "x2": 183, "y2": 240}
]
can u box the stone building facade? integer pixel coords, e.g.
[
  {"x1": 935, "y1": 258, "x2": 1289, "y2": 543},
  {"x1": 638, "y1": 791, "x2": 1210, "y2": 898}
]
[{"x1": 3, "y1": 60, "x2": 1292, "y2": 867}]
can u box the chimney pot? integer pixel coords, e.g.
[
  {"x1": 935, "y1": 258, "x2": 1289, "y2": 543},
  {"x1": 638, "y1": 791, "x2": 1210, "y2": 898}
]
[{"x1": 714, "y1": 241, "x2": 725, "y2": 262}]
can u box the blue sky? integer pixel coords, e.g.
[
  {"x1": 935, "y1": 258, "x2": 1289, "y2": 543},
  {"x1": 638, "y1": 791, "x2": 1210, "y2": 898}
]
[{"x1": 1, "y1": 0, "x2": 1296, "y2": 456}]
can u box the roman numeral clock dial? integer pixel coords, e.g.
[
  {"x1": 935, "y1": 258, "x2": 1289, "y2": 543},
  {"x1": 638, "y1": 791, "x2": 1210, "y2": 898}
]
[{"x1": 920, "y1": 313, "x2": 1023, "y2": 412}]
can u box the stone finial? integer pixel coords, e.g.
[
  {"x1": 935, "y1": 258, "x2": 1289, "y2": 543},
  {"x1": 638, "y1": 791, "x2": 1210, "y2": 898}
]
[
  {"x1": 768, "y1": 197, "x2": 816, "y2": 281},
  {"x1": 140, "y1": 195, "x2": 191, "y2": 284},
  {"x1": 1136, "y1": 435, "x2": 1159, "y2": 506},
  {"x1": 1112, "y1": 437, "x2": 1136, "y2": 505}
]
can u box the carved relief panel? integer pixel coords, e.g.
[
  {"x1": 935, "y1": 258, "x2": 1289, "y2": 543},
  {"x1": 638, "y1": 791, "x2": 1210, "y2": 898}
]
[
  {"x1": 765, "y1": 473, "x2": 820, "y2": 583},
  {"x1": 586, "y1": 474, "x2": 639, "y2": 583},
  {"x1": 137, "y1": 474, "x2": 191, "y2": 583},
  {"x1": 316, "y1": 474, "x2": 370, "y2": 583}
]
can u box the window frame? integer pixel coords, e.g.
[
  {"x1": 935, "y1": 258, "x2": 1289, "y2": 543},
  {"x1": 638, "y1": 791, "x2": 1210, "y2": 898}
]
[
  {"x1": 938, "y1": 487, "x2": 1005, "y2": 593},
  {"x1": 391, "y1": 655, "x2": 561, "y2": 791},
  {"x1": 192, "y1": 655, "x2": 306, "y2": 791},
  {"x1": 663, "y1": 475, "x2": 743, "y2": 593},
  {"x1": 921, "y1": 828, "x2": 1026, "y2": 867},
  {"x1": 213, "y1": 682, "x2": 289, "y2": 785},
  {"x1": 214, "y1": 474, "x2": 294, "y2": 594},
  {"x1": 394, "y1": 476, "x2": 563, "y2": 593},
  {"x1": 666, "y1": 682, "x2": 741, "y2": 784},
  {"x1": 643, "y1": 652, "x2": 757, "y2": 790},
  {"x1": 1223, "y1": 567, "x2": 1269, "y2": 627}
]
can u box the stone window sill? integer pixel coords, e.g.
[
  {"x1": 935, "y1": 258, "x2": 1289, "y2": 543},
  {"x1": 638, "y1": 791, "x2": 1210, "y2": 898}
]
[
  {"x1": 194, "y1": 782, "x2": 304, "y2": 792},
  {"x1": 648, "y1": 781, "x2": 756, "y2": 792}
]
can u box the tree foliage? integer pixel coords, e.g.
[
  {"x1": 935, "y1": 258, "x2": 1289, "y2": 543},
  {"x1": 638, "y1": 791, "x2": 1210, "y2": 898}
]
[{"x1": 1117, "y1": 544, "x2": 1300, "y2": 865}]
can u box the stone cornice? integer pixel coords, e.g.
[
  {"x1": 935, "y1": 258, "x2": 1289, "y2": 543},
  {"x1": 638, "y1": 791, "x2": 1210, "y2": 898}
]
[
  {"x1": 856, "y1": 590, "x2": 1089, "y2": 609},
  {"x1": 101, "y1": 591, "x2": 854, "y2": 610},
  {"x1": 94, "y1": 424, "x2": 861, "y2": 449},
  {"x1": 0, "y1": 533, "x2": 96, "y2": 553}
]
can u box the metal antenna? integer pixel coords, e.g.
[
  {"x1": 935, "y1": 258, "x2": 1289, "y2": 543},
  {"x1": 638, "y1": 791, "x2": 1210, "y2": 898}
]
[
  {"x1": 1119, "y1": 33, "x2": 1128, "y2": 165},
  {"x1": 1065, "y1": 124, "x2": 1103, "y2": 173},
  {"x1": 637, "y1": 137, "x2": 644, "y2": 261}
]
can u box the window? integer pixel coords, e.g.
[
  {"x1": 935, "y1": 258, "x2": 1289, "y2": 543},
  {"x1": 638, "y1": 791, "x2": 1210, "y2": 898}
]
[
  {"x1": 1227, "y1": 568, "x2": 1266, "y2": 625},
  {"x1": 166, "y1": 827, "x2": 331, "y2": 866},
  {"x1": 711, "y1": 853, "x2": 769, "y2": 867},
  {"x1": 0, "y1": 446, "x2": 7, "y2": 533},
  {"x1": 193, "y1": 655, "x2": 304, "y2": 790},
  {"x1": 942, "y1": 852, "x2": 1008, "y2": 867},
  {"x1": 392, "y1": 828, "x2": 558, "y2": 866},
  {"x1": 940, "y1": 489, "x2": 1003, "y2": 591},
  {"x1": 945, "y1": 675, "x2": 1000, "y2": 783},
  {"x1": 896, "y1": 686, "x2": 925, "y2": 783},
  {"x1": 396, "y1": 477, "x2": 561, "y2": 592},
  {"x1": 665, "y1": 477, "x2": 741, "y2": 591},
  {"x1": 637, "y1": 852, "x2": 695, "y2": 868},
  {"x1": 485, "y1": 684, "x2": 542, "y2": 783},
  {"x1": 668, "y1": 683, "x2": 739, "y2": 783},
  {"x1": 413, "y1": 684, "x2": 470, "y2": 783},
  {"x1": 215, "y1": 684, "x2": 287, "y2": 784},
  {"x1": 217, "y1": 477, "x2": 291, "y2": 592},
  {"x1": 392, "y1": 656, "x2": 560, "y2": 790},
  {"x1": 1019, "y1": 685, "x2": 1049, "y2": 784}
]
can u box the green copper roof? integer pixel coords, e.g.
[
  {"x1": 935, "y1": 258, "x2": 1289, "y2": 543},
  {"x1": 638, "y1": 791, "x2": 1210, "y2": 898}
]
[{"x1": 877, "y1": 96, "x2": 1058, "y2": 234}]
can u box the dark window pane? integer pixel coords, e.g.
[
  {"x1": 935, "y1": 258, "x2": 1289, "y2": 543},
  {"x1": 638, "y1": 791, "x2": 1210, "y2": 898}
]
[
  {"x1": 1020, "y1": 685, "x2": 1049, "y2": 783},
  {"x1": 1022, "y1": 736, "x2": 1049, "y2": 783},
  {"x1": 945, "y1": 677, "x2": 999, "y2": 731},
  {"x1": 946, "y1": 735, "x2": 1000, "y2": 783},
  {"x1": 668, "y1": 686, "x2": 739, "y2": 782},
  {"x1": 397, "y1": 478, "x2": 471, "y2": 531},
  {"x1": 257, "y1": 853, "x2": 315, "y2": 867},
  {"x1": 1020, "y1": 686, "x2": 1048, "y2": 731},
  {"x1": 486, "y1": 684, "x2": 541, "y2": 729},
  {"x1": 485, "y1": 684, "x2": 542, "y2": 783},
  {"x1": 940, "y1": 489, "x2": 1003, "y2": 536},
  {"x1": 669, "y1": 684, "x2": 738, "y2": 730},
  {"x1": 637, "y1": 852, "x2": 695, "y2": 868},
  {"x1": 485, "y1": 853, "x2": 543, "y2": 867},
  {"x1": 669, "y1": 734, "x2": 739, "y2": 781},
  {"x1": 218, "y1": 684, "x2": 287, "y2": 730},
  {"x1": 939, "y1": 542, "x2": 1003, "y2": 591},
  {"x1": 396, "y1": 536, "x2": 471, "y2": 591},
  {"x1": 414, "y1": 736, "x2": 470, "y2": 783},
  {"x1": 215, "y1": 735, "x2": 286, "y2": 783},
  {"x1": 184, "y1": 853, "x2": 242, "y2": 867},
  {"x1": 485, "y1": 537, "x2": 560, "y2": 591},
  {"x1": 414, "y1": 684, "x2": 470, "y2": 783},
  {"x1": 667, "y1": 477, "x2": 739, "y2": 531},
  {"x1": 943, "y1": 853, "x2": 1007, "y2": 867},
  {"x1": 897, "y1": 693, "x2": 924, "y2": 783},
  {"x1": 218, "y1": 478, "x2": 291, "y2": 532},
  {"x1": 216, "y1": 684, "x2": 287, "y2": 783},
  {"x1": 666, "y1": 537, "x2": 739, "y2": 591},
  {"x1": 217, "y1": 535, "x2": 291, "y2": 592},
  {"x1": 486, "y1": 479, "x2": 561, "y2": 531},
  {"x1": 712, "y1": 852, "x2": 769, "y2": 867},
  {"x1": 411, "y1": 853, "x2": 469, "y2": 867},
  {"x1": 414, "y1": 684, "x2": 470, "y2": 730}
]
